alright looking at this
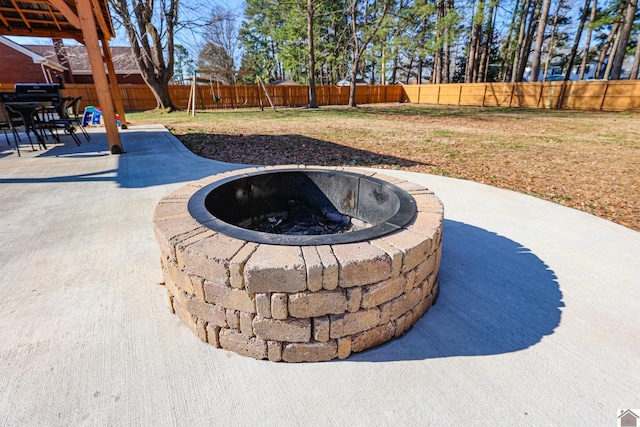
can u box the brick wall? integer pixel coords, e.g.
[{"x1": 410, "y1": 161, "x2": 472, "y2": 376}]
[{"x1": 0, "y1": 44, "x2": 53, "y2": 84}]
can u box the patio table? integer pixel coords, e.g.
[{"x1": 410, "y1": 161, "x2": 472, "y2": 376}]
[{"x1": 4, "y1": 101, "x2": 51, "y2": 149}]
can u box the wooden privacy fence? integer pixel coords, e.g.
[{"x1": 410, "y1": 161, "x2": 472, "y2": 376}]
[
  {"x1": 403, "y1": 80, "x2": 640, "y2": 111},
  {"x1": 52, "y1": 83, "x2": 404, "y2": 112},
  {"x1": 2, "y1": 81, "x2": 639, "y2": 112}
]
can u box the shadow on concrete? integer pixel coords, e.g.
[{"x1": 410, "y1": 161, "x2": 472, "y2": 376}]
[
  {"x1": 349, "y1": 220, "x2": 564, "y2": 361},
  {"x1": 2, "y1": 128, "x2": 433, "y2": 189},
  {"x1": 0, "y1": 129, "x2": 240, "y2": 188}
]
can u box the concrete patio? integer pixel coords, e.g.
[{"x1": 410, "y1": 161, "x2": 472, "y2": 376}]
[{"x1": 0, "y1": 125, "x2": 639, "y2": 425}]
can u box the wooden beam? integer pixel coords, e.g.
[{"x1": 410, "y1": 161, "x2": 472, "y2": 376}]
[
  {"x1": 100, "y1": 34, "x2": 128, "y2": 129},
  {"x1": 0, "y1": 26, "x2": 82, "y2": 39},
  {"x1": 76, "y1": 0, "x2": 122, "y2": 154},
  {"x1": 0, "y1": 11, "x2": 11, "y2": 29},
  {"x1": 90, "y1": 0, "x2": 110, "y2": 40},
  {"x1": 46, "y1": 3, "x2": 63, "y2": 31},
  {"x1": 49, "y1": 0, "x2": 81, "y2": 29},
  {"x1": 9, "y1": 0, "x2": 32, "y2": 30}
]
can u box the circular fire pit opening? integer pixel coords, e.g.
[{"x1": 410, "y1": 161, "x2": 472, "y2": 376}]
[
  {"x1": 189, "y1": 168, "x2": 417, "y2": 245},
  {"x1": 153, "y1": 166, "x2": 444, "y2": 362}
]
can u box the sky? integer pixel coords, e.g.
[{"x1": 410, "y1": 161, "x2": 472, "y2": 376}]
[{"x1": 6, "y1": 0, "x2": 245, "y2": 48}]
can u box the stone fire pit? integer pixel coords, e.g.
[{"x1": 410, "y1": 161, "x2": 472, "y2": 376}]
[{"x1": 153, "y1": 166, "x2": 443, "y2": 362}]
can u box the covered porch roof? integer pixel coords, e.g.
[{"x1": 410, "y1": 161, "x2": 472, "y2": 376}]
[{"x1": 0, "y1": 0, "x2": 126, "y2": 153}]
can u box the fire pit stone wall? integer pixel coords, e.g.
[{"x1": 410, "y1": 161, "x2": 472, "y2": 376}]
[{"x1": 153, "y1": 166, "x2": 443, "y2": 362}]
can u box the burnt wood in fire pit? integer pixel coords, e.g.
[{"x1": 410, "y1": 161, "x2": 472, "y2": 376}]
[{"x1": 188, "y1": 168, "x2": 417, "y2": 245}]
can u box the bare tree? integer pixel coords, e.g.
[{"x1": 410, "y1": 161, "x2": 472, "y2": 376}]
[
  {"x1": 203, "y1": 5, "x2": 238, "y2": 69},
  {"x1": 110, "y1": 0, "x2": 179, "y2": 110},
  {"x1": 199, "y1": 43, "x2": 234, "y2": 81}
]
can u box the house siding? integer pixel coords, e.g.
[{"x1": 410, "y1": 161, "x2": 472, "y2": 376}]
[{"x1": 0, "y1": 43, "x2": 54, "y2": 84}]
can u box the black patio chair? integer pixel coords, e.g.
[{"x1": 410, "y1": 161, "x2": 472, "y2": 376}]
[
  {"x1": 32, "y1": 98, "x2": 82, "y2": 146},
  {"x1": 65, "y1": 97, "x2": 91, "y2": 142},
  {"x1": 2, "y1": 104, "x2": 38, "y2": 153},
  {"x1": 0, "y1": 105, "x2": 18, "y2": 156},
  {"x1": 32, "y1": 109, "x2": 81, "y2": 145}
]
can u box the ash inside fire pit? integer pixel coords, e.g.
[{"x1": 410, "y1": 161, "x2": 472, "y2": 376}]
[
  {"x1": 188, "y1": 168, "x2": 416, "y2": 245},
  {"x1": 243, "y1": 200, "x2": 371, "y2": 235}
]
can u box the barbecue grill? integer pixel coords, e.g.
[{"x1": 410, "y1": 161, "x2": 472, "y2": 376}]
[{"x1": 14, "y1": 84, "x2": 62, "y2": 103}]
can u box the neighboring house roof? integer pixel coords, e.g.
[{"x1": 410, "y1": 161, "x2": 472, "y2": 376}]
[
  {"x1": 271, "y1": 79, "x2": 303, "y2": 86},
  {"x1": 0, "y1": 36, "x2": 66, "y2": 72},
  {"x1": 26, "y1": 44, "x2": 140, "y2": 75}
]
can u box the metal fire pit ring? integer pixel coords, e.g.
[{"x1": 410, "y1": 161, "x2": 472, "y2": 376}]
[
  {"x1": 153, "y1": 166, "x2": 444, "y2": 362},
  {"x1": 188, "y1": 168, "x2": 418, "y2": 245}
]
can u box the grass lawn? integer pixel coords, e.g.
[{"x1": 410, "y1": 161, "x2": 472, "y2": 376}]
[{"x1": 129, "y1": 103, "x2": 640, "y2": 232}]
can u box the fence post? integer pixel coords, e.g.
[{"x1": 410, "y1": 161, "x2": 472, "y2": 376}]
[
  {"x1": 555, "y1": 81, "x2": 566, "y2": 110},
  {"x1": 509, "y1": 84, "x2": 515, "y2": 107},
  {"x1": 482, "y1": 84, "x2": 487, "y2": 107},
  {"x1": 537, "y1": 83, "x2": 544, "y2": 109},
  {"x1": 436, "y1": 85, "x2": 441, "y2": 104},
  {"x1": 599, "y1": 81, "x2": 610, "y2": 111},
  {"x1": 457, "y1": 85, "x2": 462, "y2": 105}
]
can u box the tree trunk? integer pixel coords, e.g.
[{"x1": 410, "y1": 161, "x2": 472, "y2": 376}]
[
  {"x1": 348, "y1": 0, "x2": 359, "y2": 107},
  {"x1": 433, "y1": 0, "x2": 445, "y2": 84},
  {"x1": 516, "y1": 0, "x2": 542, "y2": 82},
  {"x1": 565, "y1": 0, "x2": 590, "y2": 80},
  {"x1": 478, "y1": 0, "x2": 496, "y2": 82},
  {"x1": 542, "y1": 0, "x2": 562, "y2": 80},
  {"x1": 501, "y1": 0, "x2": 522, "y2": 81},
  {"x1": 370, "y1": 59, "x2": 376, "y2": 84},
  {"x1": 443, "y1": 0, "x2": 454, "y2": 82},
  {"x1": 631, "y1": 32, "x2": 640, "y2": 79},
  {"x1": 529, "y1": 0, "x2": 552, "y2": 82},
  {"x1": 111, "y1": 0, "x2": 178, "y2": 111},
  {"x1": 145, "y1": 77, "x2": 176, "y2": 111},
  {"x1": 406, "y1": 57, "x2": 414, "y2": 84},
  {"x1": 579, "y1": 0, "x2": 597, "y2": 79},
  {"x1": 603, "y1": 23, "x2": 623, "y2": 79},
  {"x1": 381, "y1": 44, "x2": 386, "y2": 85},
  {"x1": 512, "y1": 0, "x2": 532, "y2": 81},
  {"x1": 466, "y1": 0, "x2": 484, "y2": 83},
  {"x1": 391, "y1": 44, "x2": 399, "y2": 83},
  {"x1": 307, "y1": 0, "x2": 318, "y2": 108},
  {"x1": 610, "y1": 0, "x2": 638, "y2": 80},
  {"x1": 348, "y1": 0, "x2": 390, "y2": 107}
]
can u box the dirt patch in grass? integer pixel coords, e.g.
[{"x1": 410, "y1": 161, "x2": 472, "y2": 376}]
[{"x1": 133, "y1": 104, "x2": 640, "y2": 231}]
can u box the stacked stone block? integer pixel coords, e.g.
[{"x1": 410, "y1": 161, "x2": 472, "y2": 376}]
[{"x1": 153, "y1": 166, "x2": 444, "y2": 362}]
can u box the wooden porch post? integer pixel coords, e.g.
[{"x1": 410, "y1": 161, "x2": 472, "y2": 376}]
[
  {"x1": 100, "y1": 34, "x2": 128, "y2": 129},
  {"x1": 75, "y1": 0, "x2": 123, "y2": 154}
]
